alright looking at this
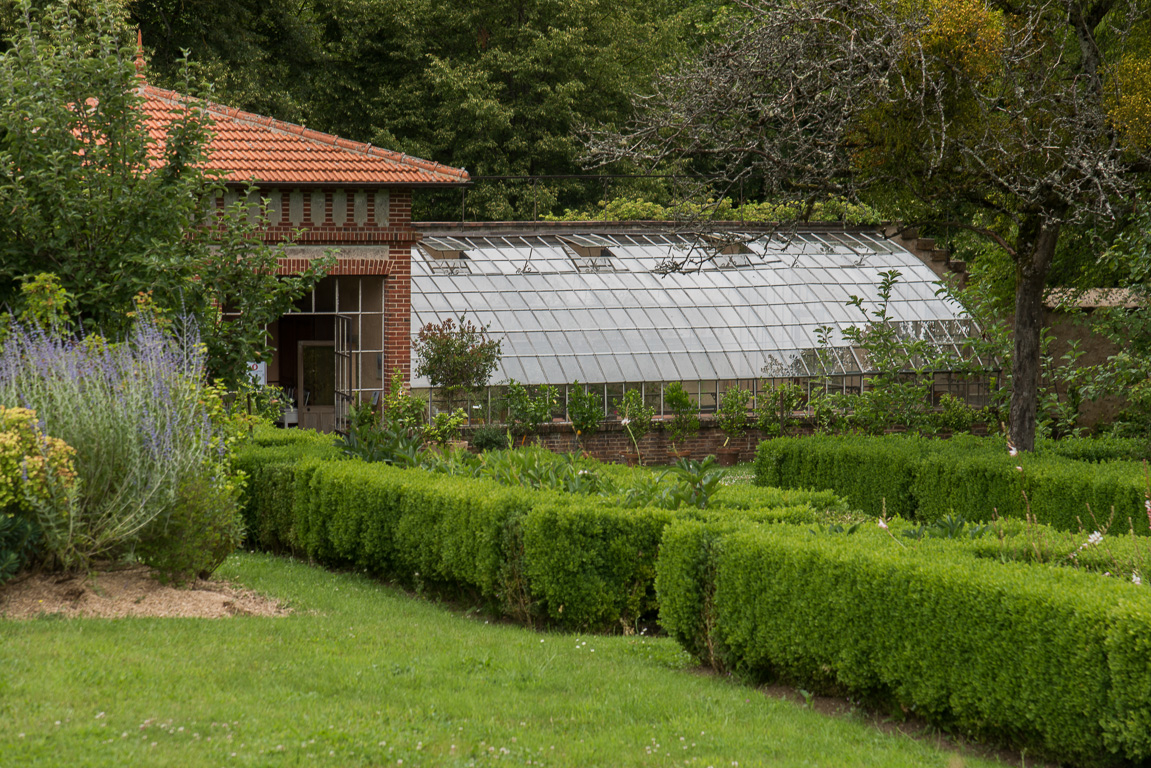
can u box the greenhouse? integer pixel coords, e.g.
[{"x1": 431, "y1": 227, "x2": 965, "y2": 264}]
[{"x1": 409, "y1": 223, "x2": 998, "y2": 418}]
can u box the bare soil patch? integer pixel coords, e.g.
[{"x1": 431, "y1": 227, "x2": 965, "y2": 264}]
[{"x1": 0, "y1": 565, "x2": 289, "y2": 619}]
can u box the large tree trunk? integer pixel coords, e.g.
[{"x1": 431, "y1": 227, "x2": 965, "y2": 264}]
[{"x1": 1009, "y1": 219, "x2": 1060, "y2": 451}]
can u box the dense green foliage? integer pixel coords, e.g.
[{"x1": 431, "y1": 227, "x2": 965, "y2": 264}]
[
  {"x1": 566, "y1": 380, "x2": 604, "y2": 448},
  {"x1": 656, "y1": 519, "x2": 1151, "y2": 765},
  {"x1": 0, "y1": 4, "x2": 330, "y2": 387},
  {"x1": 235, "y1": 428, "x2": 845, "y2": 630},
  {"x1": 125, "y1": 0, "x2": 713, "y2": 219},
  {"x1": 754, "y1": 435, "x2": 1151, "y2": 534}
]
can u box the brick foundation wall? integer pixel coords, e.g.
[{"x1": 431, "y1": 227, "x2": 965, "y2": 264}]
[
  {"x1": 462, "y1": 417, "x2": 762, "y2": 465},
  {"x1": 460, "y1": 417, "x2": 994, "y2": 465}
]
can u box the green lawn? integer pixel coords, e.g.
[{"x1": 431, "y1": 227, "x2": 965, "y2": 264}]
[{"x1": 1, "y1": 553, "x2": 1007, "y2": 768}]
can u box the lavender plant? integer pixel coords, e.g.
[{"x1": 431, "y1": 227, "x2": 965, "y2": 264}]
[{"x1": 0, "y1": 317, "x2": 239, "y2": 572}]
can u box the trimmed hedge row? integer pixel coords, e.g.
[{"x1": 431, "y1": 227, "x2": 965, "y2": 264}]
[
  {"x1": 240, "y1": 429, "x2": 1151, "y2": 764},
  {"x1": 656, "y1": 520, "x2": 1151, "y2": 766},
  {"x1": 755, "y1": 435, "x2": 1151, "y2": 534},
  {"x1": 235, "y1": 429, "x2": 837, "y2": 630}
]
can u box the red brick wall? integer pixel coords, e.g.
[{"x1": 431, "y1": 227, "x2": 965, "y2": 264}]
[
  {"x1": 384, "y1": 243, "x2": 412, "y2": 390},
  {"x1": 223, "y1": 186, "x2": 417, "y2": 389},
  {"x1": 462, "y1": 417, "x2": 762, "y2": 465}
]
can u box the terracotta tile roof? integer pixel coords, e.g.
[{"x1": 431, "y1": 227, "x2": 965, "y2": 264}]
[{"x1": 140, "y1": 83, "x2": 469, "y2": 187}]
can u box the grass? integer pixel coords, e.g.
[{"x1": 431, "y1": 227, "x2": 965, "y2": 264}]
[{"x1": 0, "y1": 553, "x2": 1008, "y2": 768}]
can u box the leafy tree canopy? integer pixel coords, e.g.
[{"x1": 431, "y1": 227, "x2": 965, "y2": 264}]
[
  {"x1": 120, "y1": 0, "x2": 719, "y2": 219},
  {"x1": 588, "y1": 0, "x2": 1151, "y2": 449},
  {"x1": 0, "y1": 0, "x2": 331, "y2": 387}
]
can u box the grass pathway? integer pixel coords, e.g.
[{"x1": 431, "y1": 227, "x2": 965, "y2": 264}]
[{"x1": 1, "y1": 553, "x2": 1007, "y2": 767}]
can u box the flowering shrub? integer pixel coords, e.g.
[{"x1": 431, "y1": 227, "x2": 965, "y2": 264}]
[
  {"x1": 0, "y1": 406, "x2": 76, "y2": 581},
  {"x1": 0, "y1": 318, "x2": 242, "y2": 575},
  {"x1": 0, "y1": 406, "x2": 76, "y2": 512}
]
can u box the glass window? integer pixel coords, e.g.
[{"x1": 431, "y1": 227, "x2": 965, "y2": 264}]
[
  {"x1": 335, "y1": 277, "x2": 360, "y2": 313},
  {"x1": 698, "y1": 381, "x2": 717, "y2": 413}
]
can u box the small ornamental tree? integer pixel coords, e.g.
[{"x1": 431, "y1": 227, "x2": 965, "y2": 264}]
[
  {"x1": 664, "y1": 381, "x2": 699, "y2": 451},
  {"x1": 567, "y1": 380, "x2": 604, "y2": 449},
  {"x1": 412, "y1": 314, "x2": 502, "y2": 413},
  {"x1": 717, "y1": 386, "x2": 752, "y2": 447}
]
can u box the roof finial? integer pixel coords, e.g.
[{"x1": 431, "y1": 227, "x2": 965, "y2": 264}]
[{"x1": 135, "y1": 28, "x2": 145, "y2": 78}]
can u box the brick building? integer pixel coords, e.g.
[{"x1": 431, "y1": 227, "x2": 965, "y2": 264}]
[{"x1": 141, "y1": 81, "x2": 468, "y2": 431}]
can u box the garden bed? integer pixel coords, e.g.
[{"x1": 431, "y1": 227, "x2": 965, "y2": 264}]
[{"x1": 0, "y1": 565, "x2": 288, "y2": 619}]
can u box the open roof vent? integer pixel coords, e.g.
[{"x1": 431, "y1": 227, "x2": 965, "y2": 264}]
[
  {"x1": 419, "y1": 236, "x2": 472, "y2": 275},
  {"x1": 698, "y1": 233, "x2": 753, "y2": 268},
  {"x1": 559, "y1": 234, "x2": 621, "y2": 273}
]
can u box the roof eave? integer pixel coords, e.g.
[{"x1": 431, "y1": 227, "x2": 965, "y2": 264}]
[{"x1": 222, "y1": 179, "x2": 470, "y2": 190}]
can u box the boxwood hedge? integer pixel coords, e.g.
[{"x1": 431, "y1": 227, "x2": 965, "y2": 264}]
[
  {"x1": 755, "y1": 435, "x2": 1151, "y2": 534},
  {"x1": 239, "y1": 429, "x2": 1151, "y2": 765},
  {"x1": 234, "y1": 429, "x2": 838, "y2": 630},
  {"x1": 657, "y1": 519, "x2": 1151, "y2": 766}
]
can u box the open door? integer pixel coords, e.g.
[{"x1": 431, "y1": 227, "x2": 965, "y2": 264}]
[
  {"x1": 334, "y1": 314, "x2": 353, "y2": 433},
  {"x1": 298, "y1": 341, "x2": 335, "y2": 432}
]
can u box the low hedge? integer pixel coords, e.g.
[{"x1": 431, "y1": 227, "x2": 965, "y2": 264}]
[
  {"x1": 1039, "y1": 436, "x2": 1149, "y2": 463},
  {"x1": 238, "y1": 431, "x2": 1151, "y2": 764},
  {"x1": 754, "y1": 434, "x2": 932, "y2": 518},
  {"x1": 755, "y1": 435, "x2": 1151, "y2": 534},
  {"x1": 657, "y1": 519, "x2": 1151, "y2": 766},
  {"x1": 235, "y1": 434, "x2": 840, "y2": 630},
  {"x1": 231, "y1": 430, "x2": 341, "y2": 552}
]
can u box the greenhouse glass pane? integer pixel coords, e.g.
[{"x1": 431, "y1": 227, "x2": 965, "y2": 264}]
[
  {"x1": 676, "y1": 306, "x2": 704, "y2": 326},
  {"x1": 607, "y1": 307, "x2": 632, "y2": 327},
  {"x1": 618, "y1": 355, "x2": 644, "y2": 381},
  {"x1": 631, "y1": 328, "x2": 661, "y2": 353},
  {"x1": 574, "y1": 356, "x2": 603, "y2": 382},
  {"x1": 717, "y1": 306, "x2": 746, "y2": 328},
  {"x1": 518, "y1": 357, "x2": 546, "y2": 383},
  {"x1": 642, "y1": 305, "x2": 671, "y2": 328},
  {"x1": 501, "y1": 292, "x2": 527, "y2": 310},
  {"x1": 600, "y1": 328, "x2": 628, "y2": 350},
  {"x1": 583, "y1": 329, "x2": 607, "y2": 350},
  {"x1": 535, "y1": 312, "x2": 560, "y2": 331},
  {"x1": 547, "y1": 309, "x2": 575, "y2": 330},
  {"x1": 525, "y1": 332, "x2": 554, "y2": 355},
  {"x1": 561, "y1": 331, "x2": 589, "y2": 354},
  {"x1": 598, "y1": 356, "x2": 624, "y2": 381},
  {"x1": 514, "y1": 311, "x2": 541, "y2": 331},
  {"x1": 547, "y1": 333, "x2": 574, "y2": 356},
  {"x1": 688, "y1": 351, "x2": 713, "y2": 375},
  {"x1": 690, "y1": 326, "x2": 718, "y2": 347},
  {"x1": 669, "y1": 353, "x2": 698, "y2": 380},
  {"x1": 539, "y1": 355, "x2": 566, "y2": 383}
]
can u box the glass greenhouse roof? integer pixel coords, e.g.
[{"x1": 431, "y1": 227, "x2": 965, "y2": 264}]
[{"x1": 410, "y1": 227, "x2": 986, "y2": 387}]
